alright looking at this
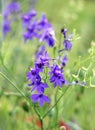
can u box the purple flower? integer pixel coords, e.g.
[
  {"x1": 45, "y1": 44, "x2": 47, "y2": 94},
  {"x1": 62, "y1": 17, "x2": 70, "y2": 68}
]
[
  {"x1": 22, "y1": 11, "x2": 55, "y2": 47},
  {"x1": 22, "y1": 10, "x2": 36, "y2": 26},
  {"x1": 3, "y1": 11, "x2": 10, "y2": 19},
  {"x1": 49, "y1": 65, "x2": 65, "y2": 87},
  {"x1": 3, "y1": 20, "x2": 11, "y2": 36},
  {"x1": 27, "y1": 68, "x2": 41, "y2": 83},
  {"x1": 27, "y1": 67, "x2": 49, "y2": 93},
  {"x1": 37, "y1": 14, "x2": 51, "y2": 30},
  {"x1": 36, "y1": 45, "x2": 46, "y2": 59},
  {"x1": 23, "y1": 32, "x2": 32, "y2": 43},
  {"x1": 61, "y1": 28, "x2": 68, "y2": 38},
  {"x1": 35, "y1": 61, "x2": 44, "y2": 72},
  {"x1": 29, "y1": 9, "x2": 36, "y2": 17},
  {"x1": 61, "y1": 55, "x2": 68, "y2": 67},
  {"x1": 64, "y1": 39, "x2": 72, "y2": 50},
  {"x1": 27, "y1": 21, "x2": 37, "y2": 34},
  {"x1": 40, "y1": 51, "x2": 50, "y2": 66},
  {"x1": 23, "y1": 20, "x2": 38, "y2": 42},
  {"x1": 40, "y1": 28, "x2": 55, "y2": 47},
  {"x1": 7, "y1": 2, "x2": 21, "y2": 13},
  {"x1": 30, "y1": 93, "x2": 50, "y2": 106},
  {"x1": 60, "y1": 28, "x2": 73, "y2": 51},
  {"x1": 38, "y1": 15, "x2": 55, "y2": 47},
  {"x1": 22, "y1": 14, "x2": 31, "y2": 26},
  {"x1": 31, "y1": 81, "x2": 49, "y2": 93},
  {"x1": 35, "y1": 51, "x2": 50, "y2": 72},
  {"x1": 3, "y1": 2, "x2": 21, "y2": 37}
]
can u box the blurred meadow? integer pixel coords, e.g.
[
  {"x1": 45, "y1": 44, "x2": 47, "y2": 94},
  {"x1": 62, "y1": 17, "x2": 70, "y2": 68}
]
[{"x1": 0, "y1": 0, "x2": 95, "y2": 130}]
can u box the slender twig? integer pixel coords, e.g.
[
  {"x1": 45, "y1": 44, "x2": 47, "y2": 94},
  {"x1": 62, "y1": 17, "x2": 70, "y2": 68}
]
[
  {"x1": 4, "y1": 92, "x2": 21, "y2": 96},
  {"x1": 1, "y1": 62, "x2": 21, "y2": 87},
  {"x1": 0, "y1": 71, "x2": 36, "y2": 121},
  {"x1": 33, "y1": 105, "x2": 44, "y2": 130},
  {"x1": 54, "y1": 88, "x2": 59, "y2": 124},
  {"x1": 0, "y1": 71, "x2": 25, "y2": 97},
  {"x1": 42, "y1": 87, "x2": 72, "y2": 119},
  {"x1": 40, "y1": 118, "x2": 44, "y2": 130},
  {"x1": 42, "y1": 92, "x2": 64, "y2": 119}
]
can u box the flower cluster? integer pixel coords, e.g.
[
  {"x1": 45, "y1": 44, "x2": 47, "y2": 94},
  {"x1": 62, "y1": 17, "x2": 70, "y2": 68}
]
[
  {"x1": 26, "y1": 11, "x2": 86, "y2": 107},
  {"x1": 27, "y1": 51, "x2": 51, "y2": 106},
  {"x1": 27, "y1": 49, "x2": 69, "y2": 106},
  {"x1": 22, "y1": 11, "x2": 55, "y2": 47},
  {"x1": 58, "y1": 28, "x2": 72, "y2": 53},
  {"x1": 27, "y1": 26, "x2": 70, "y2": 106},
  {"x1": 3, "y1": 2, "x2": 21, "y2": 36}
]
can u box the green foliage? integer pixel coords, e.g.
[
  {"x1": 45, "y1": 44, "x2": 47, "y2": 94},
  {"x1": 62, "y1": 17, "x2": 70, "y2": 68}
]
[{"x1": 0, "y1": 0, "x2": 95, "y2": 130}]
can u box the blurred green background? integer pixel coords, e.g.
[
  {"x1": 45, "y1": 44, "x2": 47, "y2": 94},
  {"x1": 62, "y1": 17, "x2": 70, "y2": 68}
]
[{"x1": 0, "y1": 0, "x2": 95, "y2": 130}]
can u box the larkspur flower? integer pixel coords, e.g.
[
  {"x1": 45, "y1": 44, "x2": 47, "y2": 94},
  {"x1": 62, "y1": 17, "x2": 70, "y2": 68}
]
[
  {"x1": 22, "y1": 10, "x2": 36, "y2": 26},
  {"x1": 40, "y1": 51, "x2": 50, "y2": 66},
  {"x1": 40, "y1": 28, "x2": 55, "y2": 47},
  {"x1": 29, "y1": 9, "x2": 37, "y2": 18},
  {"x1": 35, "y1": 62, "x2": 44, "y2": 72},
  {"x1": 37, "y1": 14, "x2": 51, "y2": 30},
  {"x1": 30, "y1": 93, "x2": 50, "y2": 106},
  {"x1": 60, "y1": 28, "x2": 72, "y2": 51},
  {"x1": 3, "y1": 2, "x2": 21, "y2": 37},
  {"x1": 27, "y1": 67, "x2": 49, "y2": 93},
  {"x1": 35, "y1": 51, "x2": 50, "y2": 72},
  {"x1": 61, "y1": 28, "x2": 68, "y2": 38},
  {"x1": 23, "y1": 32, "x2": 32, "y2": 43},
  {"x1": 49, "y1": 65, "x2": 65, "y2": 87},
  {"x1": 64, "y1": 39, "x2": 72, "y2": 51},
  {"x1": 3, "y1": 20, "x2": 11, "y2": 36},
  {"x1": 22, "y1": 14, "x2": 31, "y2": 26},
  {"x1": 22, "y1": 11, "x2": 55, "y2": 47},
  {"x1": 23, "y1": 20, "x2": 38, "y2": 42},
  {"x1": 61, "y1": 55, "x2": 68, "y2": 68},
  {"x1": 36, "y1": 45, "x2": 46, "y2": 59},
  {"x1": 27, "y1": 68, "x2": 41, "y2": 83},
  {"x1": 3, "y1": 11, "x2": 10, "y2": 19},
  {"x1": 7, "y1": 2, "x2": 21, "y2": 13},
  {"x1": 31, "y1": 81, "x2": 49, "y2": 93}
]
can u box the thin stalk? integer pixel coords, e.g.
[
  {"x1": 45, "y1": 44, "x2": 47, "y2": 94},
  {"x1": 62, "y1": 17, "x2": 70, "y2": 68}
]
[
  {"x1": 58, "y1": 32, "x2": 62, "y2": 51},
  {"x1": 33, "y1": 106, "x2": 44, "y2": 130},
  {"x1": 1, "y1": 62, "x2": 21, "y2": 87},
  {"x1": 0, "y1": 71, "x2": 35, "y2": 121},
  {"x1": 42, "y1": 87, "x2": 72, "y2": 119},
  {"x1": 54, "y1": 88, "x2": 59, "y2": 125},
  {"x1": 40, "y1": 118, "x2": 44, "y2": 130},
  {"x1": 42, "y1": 91, "x2": 65, "y2": 119},
  {"x1": 0, "y1": 71, "x2": 25, "y2": 97},
  {"x1": 46, "y1": 116, "x2": 51, "y2": 130},
  {"x1": 4, "y1": 92, "x2": 21, "y2": 96}
]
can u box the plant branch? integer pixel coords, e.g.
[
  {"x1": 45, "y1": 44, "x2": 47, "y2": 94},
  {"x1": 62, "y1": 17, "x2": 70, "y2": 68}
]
[{"x1": 0, "y1": 71, "x2": 25, "y2": 97}]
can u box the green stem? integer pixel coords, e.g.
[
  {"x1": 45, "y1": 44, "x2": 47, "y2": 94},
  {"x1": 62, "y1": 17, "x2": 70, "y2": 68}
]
[
  {"x1": 33, "y1": 105, "x2": 44, "y2": 130},
  {"x1": 1, "y1": 62, "x2": 20, "y2": 86},
  {"x1": 0, "y1": 71, "x2": 35, "y2": 120},
  {"x1": 0, "y1": 41, "x2": 21, "y2": 89},
  {"x1": 0, "y1": 71, "x2": 25, "y2": 98},
  {"x1": 58, "y1": 32, "x2": 62, "y2": 51},
  {"x1": 40, "y1": 118, "x2": 44, "y2": 130},
  {"x1": 54, "y1": 88, "x2": 58, "y2": 124},
  {"x1": 43, "y1": 87, "x2": 73, "y2": 119},
  {"x1": 43, "y1": 91, "x2": 64, "y2": 119},
  {"x1": 4, "y1": 92, "x2": 21, "y2": 96}
]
